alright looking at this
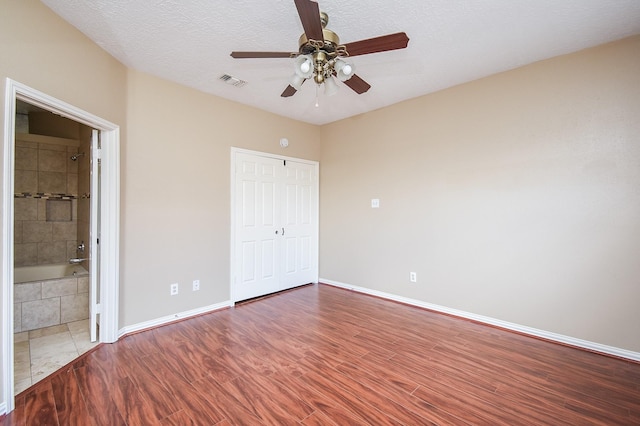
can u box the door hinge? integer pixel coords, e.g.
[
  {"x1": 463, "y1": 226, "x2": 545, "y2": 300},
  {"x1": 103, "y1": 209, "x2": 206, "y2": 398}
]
[{"x1": 96, "y1": 148, "x2": 103, "y2": 160}]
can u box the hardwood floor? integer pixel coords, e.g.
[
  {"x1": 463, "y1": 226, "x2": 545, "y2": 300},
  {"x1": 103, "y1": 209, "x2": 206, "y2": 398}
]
[{"x1": 2, "y1": 283, "x2": 639, "y2": 425}]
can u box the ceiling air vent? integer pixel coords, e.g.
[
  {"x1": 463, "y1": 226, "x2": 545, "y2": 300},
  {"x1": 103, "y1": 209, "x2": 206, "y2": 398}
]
[{"x1": 219, "y1": 74, "x2": 247, "y2": 88}]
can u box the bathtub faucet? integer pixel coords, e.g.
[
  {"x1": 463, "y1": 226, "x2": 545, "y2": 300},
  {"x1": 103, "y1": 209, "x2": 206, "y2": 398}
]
[{"x1": 68, "y1": 258, "x2": 87, "y2": 264}]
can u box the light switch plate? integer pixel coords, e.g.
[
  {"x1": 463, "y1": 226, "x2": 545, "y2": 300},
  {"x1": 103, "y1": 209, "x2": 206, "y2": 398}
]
[{"x1": 371, "y1": 198, "x2": 380, "y2": 208}]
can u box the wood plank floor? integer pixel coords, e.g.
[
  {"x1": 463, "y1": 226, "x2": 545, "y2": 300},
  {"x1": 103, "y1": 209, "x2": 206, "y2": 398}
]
[{"x1": 2, "y1": 283, "x2": 639, "y2": 425}]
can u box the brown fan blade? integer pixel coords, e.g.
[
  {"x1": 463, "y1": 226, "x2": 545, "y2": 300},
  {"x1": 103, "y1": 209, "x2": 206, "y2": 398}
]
[
  {"x1": 294, "y1": 0, "x2": 324, "y2": 42},
  {"x1": 343, "y1": 74, "x2": 371, "y2": 94},
  {"x1": 281, "y1": 85, "x2": 298, "y2": 97},
  {"x1": 344, "y1": 32, "x2": 409, "y2": 57},
  {"x1": 231, "y1": 51, "x2": 296, "y2": 59}
]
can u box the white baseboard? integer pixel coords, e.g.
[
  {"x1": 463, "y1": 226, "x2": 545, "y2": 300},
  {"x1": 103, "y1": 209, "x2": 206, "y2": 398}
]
[
  {"x1": 320, "y1": 279, "x2": 640, "y2": 363},
  {"x1": 118, "y1": 301, "x2": 232, "y2": 338}
]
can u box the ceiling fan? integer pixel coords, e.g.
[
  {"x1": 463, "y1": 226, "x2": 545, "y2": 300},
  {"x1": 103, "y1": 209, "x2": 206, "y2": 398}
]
[{"x1": 230, "y1": 0, "x2": 409, "y2": 98}]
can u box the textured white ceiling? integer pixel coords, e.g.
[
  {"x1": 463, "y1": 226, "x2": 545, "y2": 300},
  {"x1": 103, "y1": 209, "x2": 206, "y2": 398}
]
[{"x1": 41, "y1": 0, "x2": 640, "y2": 125}]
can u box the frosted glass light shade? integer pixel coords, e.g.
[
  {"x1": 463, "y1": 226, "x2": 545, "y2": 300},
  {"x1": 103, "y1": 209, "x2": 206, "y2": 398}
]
[
  {"x1": 324, "y1": 76, "x2": 339, "y2": 96},
  {"x1": 335, "y1": 59, "x2": 355, "y2": 81},
  {"x1": 290, "y1": 74, "x2": 305, "y2": 90},
  {"x1": 294, "y1": 55, "x2": 314, "y2": 78}
]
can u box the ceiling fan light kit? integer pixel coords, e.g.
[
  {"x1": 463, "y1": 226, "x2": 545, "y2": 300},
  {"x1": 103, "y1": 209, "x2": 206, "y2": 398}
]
[{"x1": 230, "y1": 0, "x2": 409, "y2": 99}]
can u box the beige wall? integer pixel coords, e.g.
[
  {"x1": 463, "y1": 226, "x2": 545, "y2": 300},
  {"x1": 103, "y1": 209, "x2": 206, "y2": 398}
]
[
  {"x1": 122, "y1": 69, "x2": 320, "y2": 325},
  {"x1": 320, "y1": 35, "x2": 640, "y2": 353},
  {"x1": 0, "y1": 0, "x2": 127, "y2": 126}
]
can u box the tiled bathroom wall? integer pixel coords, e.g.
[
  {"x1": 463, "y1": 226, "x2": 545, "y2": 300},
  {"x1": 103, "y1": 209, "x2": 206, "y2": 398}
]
[{"x1": 14, "y1": 136, "x2": 80, "y2": 267}]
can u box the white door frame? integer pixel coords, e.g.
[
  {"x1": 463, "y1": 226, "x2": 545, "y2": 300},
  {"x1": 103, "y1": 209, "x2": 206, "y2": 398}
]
[
  {"x1": 2, "y1": 79, "x2": 120, "y2": 412},
  {"x1": 230, "y1": 147, "x2": 319, "y2": 304}
]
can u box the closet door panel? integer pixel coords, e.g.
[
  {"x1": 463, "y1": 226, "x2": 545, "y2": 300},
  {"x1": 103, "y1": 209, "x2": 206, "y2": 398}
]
[
  {"x1": 279, "y1": 160, "x2": 317, "y2": 289},
  {"x1": 234, "y1": 153, "x2": 282, "y2": 301}
]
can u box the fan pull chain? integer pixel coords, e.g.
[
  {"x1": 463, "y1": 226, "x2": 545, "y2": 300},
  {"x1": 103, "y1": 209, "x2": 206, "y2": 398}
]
[{"x1": 315, "y1": 84, "x2": 320, "y2": 108}]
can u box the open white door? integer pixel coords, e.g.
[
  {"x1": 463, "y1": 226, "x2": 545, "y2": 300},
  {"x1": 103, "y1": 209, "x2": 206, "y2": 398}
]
[{"x1": 89, "y1": 129, "x2": 100, "y2": 342}]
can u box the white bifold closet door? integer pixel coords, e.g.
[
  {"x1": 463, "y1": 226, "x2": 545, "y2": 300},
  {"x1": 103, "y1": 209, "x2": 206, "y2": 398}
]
[{"x1": 233, "y1": 151, "x2": 318, "y2": 302}]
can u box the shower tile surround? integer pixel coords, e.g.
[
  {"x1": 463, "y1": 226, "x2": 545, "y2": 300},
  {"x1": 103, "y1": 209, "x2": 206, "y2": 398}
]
[
  {"x1": 14, "y1": 131, "x2": 91, "y2": 333},
  {"x1": 14, "y1": 136, "x2": 81, "y2": 267}
]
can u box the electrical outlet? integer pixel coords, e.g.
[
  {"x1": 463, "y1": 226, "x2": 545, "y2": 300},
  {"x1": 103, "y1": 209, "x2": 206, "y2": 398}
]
[
  {"x1": 371, "y1": 198, "x2": 380, "y2": 208},
  {"x1": 192, "y1": 279, "x2": 200, "y2": 291},
  {"x1": 170, "y1": 283, "x2": 179, "y2": 295},
  {"x1": 410, "y1": 272, "x2": 417, "y2": 283}
]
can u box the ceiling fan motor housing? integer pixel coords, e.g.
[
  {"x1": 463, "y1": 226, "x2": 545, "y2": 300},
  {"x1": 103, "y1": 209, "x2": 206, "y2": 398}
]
[
  {"x1": 298, "y1": 28, "x2": 342, "y2": 56},
  {"x1": 296, "y1": 14, "x2": 350, "y2": 85}
]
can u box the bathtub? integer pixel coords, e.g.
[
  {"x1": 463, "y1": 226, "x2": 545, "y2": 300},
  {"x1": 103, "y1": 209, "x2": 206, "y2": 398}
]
[
  {"x1": 14, "y1": 263, "x2": 88, "y2": 284},
  {"x1": 14, "y1": 263, "x2": 90, "y2": 333}
]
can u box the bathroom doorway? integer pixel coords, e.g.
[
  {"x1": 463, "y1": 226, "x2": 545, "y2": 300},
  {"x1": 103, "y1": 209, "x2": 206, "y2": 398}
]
[
  {"x1": 2, "y1": 79, "x2": 120, "y2": 411},
  {"x1": 12, "y1": 100, "x2": 98, "y2": 393}
]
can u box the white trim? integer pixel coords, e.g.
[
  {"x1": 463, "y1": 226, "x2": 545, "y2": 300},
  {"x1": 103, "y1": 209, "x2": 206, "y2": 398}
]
[
  {"x1": 321, "y1": 278, "x2": 640, "y2": 363},
  {"x1": 118, "y1": 301, "x2": 232, "y2": 338},
  {"x1": 2, "y1": 79, "x2": 121, "y2": 413},
  {"x1": 2, "y1": 79, "x2": 17, "y2": 416},
  {"x1": 230, "y1": 147, "x2": 319, "y2": 304}
]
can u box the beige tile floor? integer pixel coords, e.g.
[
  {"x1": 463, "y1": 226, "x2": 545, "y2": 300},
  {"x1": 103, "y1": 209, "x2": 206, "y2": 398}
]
[{"x1": 14, "y1": 319, "x2": 99, "y2": 394}]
